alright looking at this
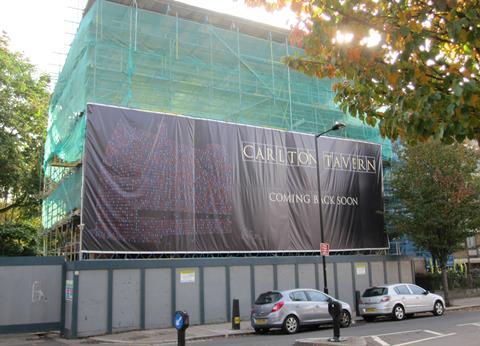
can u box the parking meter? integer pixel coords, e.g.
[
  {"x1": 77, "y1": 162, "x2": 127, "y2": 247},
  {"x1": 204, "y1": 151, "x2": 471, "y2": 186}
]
[
  {"x1": 174, "y1": 311, "x2": 189, "y2": 346},
  {"x1": 328, "y1": 299, "x2": 342, "y2": 342}
]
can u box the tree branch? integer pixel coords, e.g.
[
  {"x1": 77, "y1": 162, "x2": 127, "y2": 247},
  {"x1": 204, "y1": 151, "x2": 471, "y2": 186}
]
[{"x1": 0, "y1": 194, "x2": 26, "y2": 214}]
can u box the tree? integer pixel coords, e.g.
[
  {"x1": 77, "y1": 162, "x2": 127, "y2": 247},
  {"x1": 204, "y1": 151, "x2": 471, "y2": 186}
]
[
  {"x1": 0, "y1": 223, "x2": 39, "y2": 256},
  {"x1": 389, "y1": 141, "x2": 480, "y2": 305},
  {"x1": 0, "y1": 33, "x2": 50, "y2": 222},
  {"x1": 247, "y1": 0, "x2": 480, "y2": 144}
]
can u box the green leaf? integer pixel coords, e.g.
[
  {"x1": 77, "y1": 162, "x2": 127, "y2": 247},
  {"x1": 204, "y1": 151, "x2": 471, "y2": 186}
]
[
  {"x1": 453, "y1": 84, "x2": 463, "y2": 97},
  {"x1": 250, "y1": 0, "x2": 480, "y2": 143},
  {"x1": 400, "y1": 26, "x2": 410, "y2": 37},
  {"x1": 0, "y1": 33, "x2": 49, "y2": 223},
  {"x1": 447, "y1": 103, "x2": 455, "y2": 115}
]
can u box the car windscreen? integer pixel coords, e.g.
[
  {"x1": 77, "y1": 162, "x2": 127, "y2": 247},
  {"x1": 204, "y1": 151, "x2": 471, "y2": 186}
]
[
  {"x1": 362, "y1": 287, "x2": 387, "y2": 297},
  {"x1": 255, "y1": 292, "x2": 282, "y2": 305}
]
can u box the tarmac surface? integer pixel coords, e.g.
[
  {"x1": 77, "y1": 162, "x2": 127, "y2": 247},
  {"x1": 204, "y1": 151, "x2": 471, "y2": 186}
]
[{"x1": 1, "y1": 297, "x2": 479, "y2": 346}]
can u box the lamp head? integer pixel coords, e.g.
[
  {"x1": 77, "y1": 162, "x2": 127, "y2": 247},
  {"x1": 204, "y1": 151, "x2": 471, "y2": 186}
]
[{"x1": 331, "y1": 121, "x2": 346, "y2": 131}]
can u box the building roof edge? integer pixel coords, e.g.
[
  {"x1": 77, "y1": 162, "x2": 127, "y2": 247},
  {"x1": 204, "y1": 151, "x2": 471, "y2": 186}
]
[{"x1": 83, "y1": 0, "x2": 291, "y2": 43}]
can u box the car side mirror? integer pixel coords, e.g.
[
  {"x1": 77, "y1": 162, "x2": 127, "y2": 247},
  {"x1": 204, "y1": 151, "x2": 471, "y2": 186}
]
[{"x1": 423, "y1": 291, "x2": 429, "y2": 295}]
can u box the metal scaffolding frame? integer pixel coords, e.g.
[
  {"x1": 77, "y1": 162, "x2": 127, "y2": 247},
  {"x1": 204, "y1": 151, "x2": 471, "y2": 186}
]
[{"x1": 43, "y1": 0, "x2": 393, "y2": 259}]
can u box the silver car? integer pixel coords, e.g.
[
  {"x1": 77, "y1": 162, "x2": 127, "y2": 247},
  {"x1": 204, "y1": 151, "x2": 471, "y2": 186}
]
[
  {"x1": 251, "y1": 289, "x2": 352, "y2": 334},
  {"x1": 359, "y1": 283, "x2": 445, "y2": 321}
]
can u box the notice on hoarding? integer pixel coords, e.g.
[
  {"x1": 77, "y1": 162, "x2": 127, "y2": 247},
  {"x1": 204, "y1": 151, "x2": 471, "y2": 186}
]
[
  {"x1": 65, "y1": 280, "x2": 73, "y2": 301},
  {"x1": 82, "y1": 103, "x2": 388, "y2": 253},
  {"x1": 356, "y1": 263, "x2": 367, "y2": 275},
  {"x1": 180, "y1": 270, "x2": 195, "y2": 283}
]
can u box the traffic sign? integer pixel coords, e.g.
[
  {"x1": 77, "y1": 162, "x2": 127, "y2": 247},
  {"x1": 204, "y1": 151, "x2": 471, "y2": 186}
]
[
  {"x1": 320, "y1": 243, "x2": 330, "y2": 256},
  {"x1": 174, "y1": 311, "x2": 189, "y2": 331},
  {"x1": 174, "y1": 310, "x2": 189, "y2": 346}
]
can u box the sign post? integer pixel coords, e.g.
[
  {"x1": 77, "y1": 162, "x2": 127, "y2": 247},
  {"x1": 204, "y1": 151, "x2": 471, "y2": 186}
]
[{"x1": 314, "y1": 123, "x2": 345, "y2": 295}]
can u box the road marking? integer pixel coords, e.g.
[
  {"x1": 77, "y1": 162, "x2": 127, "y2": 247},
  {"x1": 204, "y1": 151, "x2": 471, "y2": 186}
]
[
  {"x1": 423, "y1": 329, "x2": 443, "y2": 336},
  {"x1": 457, "y1": 322, "x2": 480, "y2": 327},
  {"x1": 93, "y1": 338, "x2": 136, "y2": 344},
  {"x1": 375, "y1": 329, "x2": 422, "y2": 337},
  {"x1": 393, "y1": 332, "x2": 456, "y2": 346},
  {"x1": 371, "y1": 336, "x2": 390, "y2": 346}
]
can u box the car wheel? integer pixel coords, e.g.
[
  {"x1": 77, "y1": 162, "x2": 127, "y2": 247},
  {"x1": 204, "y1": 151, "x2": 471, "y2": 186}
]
[
  {"x1": 254, "y1": 327, "x2": 269, "y2": 334},
  {"x1": 283, "y1": 315, "x2": 300, "y2": 334},
  {"x1": 340, "y1": 310, "x2": 351, "y2": 328},
  {"x1": 433, "y1": 301, "x2": 444, "y2": 316},
  {"x1": 363, "y1": 316, "x2": 376, "y2": 322},
  {"x1": 392, "y1": 304, "x2": 405, "y2": 321}
]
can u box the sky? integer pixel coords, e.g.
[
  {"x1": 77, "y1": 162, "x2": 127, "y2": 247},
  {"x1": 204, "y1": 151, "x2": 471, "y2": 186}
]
[
  {"x1": 0, "y1": 0, "x2": 86, "y2": 83},
  {"x1": 0, "y1": 0, "x2": 294, "y2": 87}
]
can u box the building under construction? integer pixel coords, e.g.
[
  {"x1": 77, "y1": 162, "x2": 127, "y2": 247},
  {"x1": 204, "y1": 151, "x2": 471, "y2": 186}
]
[{"x1": 42, "y1": 0, "x2": 393, "y2": 259}]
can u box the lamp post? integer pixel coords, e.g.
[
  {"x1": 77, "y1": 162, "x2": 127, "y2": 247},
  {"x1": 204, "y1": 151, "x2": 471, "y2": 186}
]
[{"x1": 315, "y1": 121, "x2": 346, "y2": 294}]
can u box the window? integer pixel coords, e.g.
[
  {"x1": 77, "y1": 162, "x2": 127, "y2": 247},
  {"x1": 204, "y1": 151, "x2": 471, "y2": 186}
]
[
  {"x1": 467, "y1": 236, "x2": 476, "y2": 249},
  {"x1": 394, "y1": 285, "x2": 410, "y2": 295},
  {"x1": 306, "y1": 290, "x2": 329, "y2": 302},
  {"x1": 290, "y1": 291, "x2": 308, "y2": 302},
  {"x1": 255, "y1": 292, "x2": 282, "y2": 305},
  {"x1": 408, "y1": 285, "x2": 426, "y2": 295},
  {"x1": 362, "y1": 287, "x2": 387, "y2": 297}
]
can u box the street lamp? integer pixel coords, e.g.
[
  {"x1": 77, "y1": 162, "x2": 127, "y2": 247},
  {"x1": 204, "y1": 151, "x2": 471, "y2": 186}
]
[{"x1": 315, "y1": 121, "x2": 346, "y2": 294}]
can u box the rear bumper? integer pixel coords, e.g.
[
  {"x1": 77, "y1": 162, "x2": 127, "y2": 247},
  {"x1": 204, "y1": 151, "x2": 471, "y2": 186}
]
[
  {"x1": 251, "y1": 313, "x2": 284, "y2": 329},
  {"x1": 358, "y1": 303, "x2": 392, "y2": 316}
]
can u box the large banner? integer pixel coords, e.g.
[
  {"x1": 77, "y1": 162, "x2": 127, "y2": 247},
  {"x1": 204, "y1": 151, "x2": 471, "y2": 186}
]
[{"x1": 82, "y1": 104, "x2": 388, "y2": 253}]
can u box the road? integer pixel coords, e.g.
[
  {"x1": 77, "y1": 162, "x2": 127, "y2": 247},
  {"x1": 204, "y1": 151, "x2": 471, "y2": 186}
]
[
  {"x1": 1, "y1": 308, "x2": 479, "y2": 346},
  {"x1": 191, "y1": 308, "x2": 480, "y2": 346}
]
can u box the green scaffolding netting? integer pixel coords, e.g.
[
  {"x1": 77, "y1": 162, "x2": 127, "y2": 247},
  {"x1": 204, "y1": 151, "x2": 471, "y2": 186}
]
[
  {"x1": 43, "y1": 0, "x2": 393, "y2": 229},
  {"x1": 42, "y1": 168, "x2": 82, "y2": 229}
]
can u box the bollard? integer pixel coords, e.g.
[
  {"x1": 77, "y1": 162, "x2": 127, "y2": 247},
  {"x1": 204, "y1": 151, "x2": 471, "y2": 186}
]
[
  {"x1": 174, "y1": 311, "x2": 189, "y2": 346},
  {"x1": 328, "y1": 299, "x2": 342, "y2": 342},
  {"x1": 231, "y1": 299, "x2": 240, "y2": 330},
  {"x1": 355, "y1": 290, "x2": 361, "y2": 316}
]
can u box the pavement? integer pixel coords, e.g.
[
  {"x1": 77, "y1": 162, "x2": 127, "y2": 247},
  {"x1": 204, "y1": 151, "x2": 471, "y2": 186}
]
[
  {"x1": 91, "y1": 322, "x2": 254, "y2": 345},
  {"x1": 1, "y1": 296, "x2": 480, "y2": 346},
  {"x1": 87, "y1": 296, "x2": 480, "y2": 345},
  {"x1": 444, "y1": 296, "x2": 480, "y2": 311}
]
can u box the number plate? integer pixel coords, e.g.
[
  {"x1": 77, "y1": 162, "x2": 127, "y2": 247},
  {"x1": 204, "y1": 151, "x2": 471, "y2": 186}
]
[
  {"x1": 366, "y1": 308, "x2": 376, "y2": 312},
  {"x1": 255, "y1": 318, "x2": 268, "y2": 325}
]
